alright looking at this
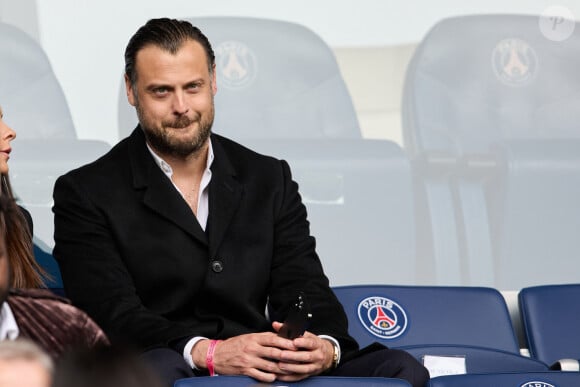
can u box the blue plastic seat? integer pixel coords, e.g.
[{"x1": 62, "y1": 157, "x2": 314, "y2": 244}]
[
  {"x1": 174, "y1": 375, "x2": 411, "y2": 387},
  {"x1": 427, "y1": 371, "x2": 580, "y2": 387},
  {"x1": 519, "y1": 284, "x2": 580, "y2": 370},
  {"x1": 333, "y1": 285, "x2": 547, "y2": 375}
]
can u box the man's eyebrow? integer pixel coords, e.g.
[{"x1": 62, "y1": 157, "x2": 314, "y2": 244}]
[{"x1": 186, "y1": 78, "x2": 206, "y2": 86}]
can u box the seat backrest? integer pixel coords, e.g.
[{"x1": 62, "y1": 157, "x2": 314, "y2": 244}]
[
  {"x1": 0, "y1": 21, "x2": 76, "y2": 139},
  {"x1": 0, "y1": 22, "x2": 111, "y2": 293},
  {"x1": 333, "y1": 285, "x2": 519, "y2": 352},
  {"x1": 251, "y1": 139, "x2": 417, "y2": 286},
  {"x1": 427, "y1": 371, "x2": 580, "y2": 387},
  {"x1": 33, "y1": 242, "x2": 64, "y2": 296},
  {"x1": 519, "y1": 284, "x2": 580, "y2": 366},
  {"x1": 174, "y1": 376, "x2": 411, "y2": 386},
  {"x1": 119, "y1": 16, "x2": 361, "y2": 141},
  {"x1": 402, "y1": 14, "x2": 580, "y2": 157}
]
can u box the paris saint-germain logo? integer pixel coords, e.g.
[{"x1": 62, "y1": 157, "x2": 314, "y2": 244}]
[
  {"x1": 357, "y1": 296, "x2": 408, "y2": 340},
  {"x1": 215, "y1": 40, "x2": 258, "y2": 90},
  {"x1": 491, "y1": 38, "x2": 538, "y2": 87},
  {"x1": 521, "y1": 382, "x2": 555, "y2": 387}
]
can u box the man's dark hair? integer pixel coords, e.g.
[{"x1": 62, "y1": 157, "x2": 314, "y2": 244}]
[{"x1": 124, "y1": 18, "x2": 215, "y2": 86}]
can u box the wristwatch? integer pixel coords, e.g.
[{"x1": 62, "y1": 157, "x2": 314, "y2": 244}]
[{"x1": 330, "y1": 340, "x2": 339, "y2": 369}]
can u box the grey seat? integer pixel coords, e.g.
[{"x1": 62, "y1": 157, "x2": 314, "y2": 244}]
[
  {"x1": 118, "y1": 16, "x2": 418, "y2": 285},
  {"x1": 0, "y1": 21, "x2": 110, "y2": 292},
  {"x1": 0, "y1": 22, "x2": 76, "y2": 139},
  {"x1": 402, "y1": 14, "x2": 580, "y2": 287}
]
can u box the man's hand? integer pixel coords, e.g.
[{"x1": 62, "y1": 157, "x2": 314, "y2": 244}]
[
  {"x1": 191, "y1": 331, "x2": 297, "y2": 383},
  {"x1": 272, "y1": 321, "x2": 335, "y2": 382},
  {"x1": 190, "y1": 323, "x2": 335, "y2": 382}
]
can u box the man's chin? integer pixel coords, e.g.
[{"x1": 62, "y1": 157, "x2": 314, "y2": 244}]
[{"x1": 168, "y1": 134, "x2": 210, "y2": 157}]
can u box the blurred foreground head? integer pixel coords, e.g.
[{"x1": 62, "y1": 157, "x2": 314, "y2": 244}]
[
  {"x1": 0, "y1": 339, "x2": 53, "y2": 387},
  {"x1": 52, "y1": 345, "x2": 164, "y2": 387}
]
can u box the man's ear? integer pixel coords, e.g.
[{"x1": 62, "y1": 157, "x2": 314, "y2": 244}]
[
  {"x1": 211, "y1": 64, "x2": 217, "y2": 96},
  {"x1": 124, "y1": 74, "x2": 136, "y2": 107}
]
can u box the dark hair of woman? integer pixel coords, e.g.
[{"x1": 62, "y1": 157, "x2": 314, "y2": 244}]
[{"x1": 1, "y1": 168, "x2": 48, "y2": 288}]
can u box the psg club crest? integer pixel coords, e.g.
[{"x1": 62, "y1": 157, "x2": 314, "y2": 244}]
[
  {"x1": 215, "y1": 40, "x2": 258, "y2": 90},
  {"x1": 491, "y1": 38, "x2": 538, "y2": 87},
  {"x1": 521, "y1": 382, "x2": 555, "y2": 387},
  {"x1": 357, "y1": 296, "x2": 408, "y2": 340}
]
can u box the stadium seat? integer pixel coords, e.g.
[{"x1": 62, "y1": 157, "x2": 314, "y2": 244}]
[
  {"x1": 33, "y1": 243, "x2": 64, "y2": 296},
  {"x1": 519, "y1": 284, "x2": 580, "y2": 371},
  {"x1": 333, "y1": 285, "x2": 547, "y2": 376},
  {"x1": 401, "y1": 14, "x2": 580, "y2": 288},
  {"x1": 174, "y1": 375, "x2": 411, "y2": 387},
  {"x1": 0, "y1": 21, "x2": 110, "y2": 293},
  {"x1": 427, "y1": 371, "x2": 580, "y2": 387},
  {"x1": 118, "y1": 16, "x2": 418, "y2": 285}
]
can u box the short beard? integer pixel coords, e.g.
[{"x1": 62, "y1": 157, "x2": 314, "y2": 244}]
[{"x1": 136, "y1": 99, "x2": 214, "y2": 159}]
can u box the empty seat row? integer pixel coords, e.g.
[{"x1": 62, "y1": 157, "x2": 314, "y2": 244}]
[
  {"x1": 333, "y1": 284, "x2": 580, "y2": 378},
  {"x1": 427, "y1": 371, "x2": 580, "y2": 387},
  {"x1": 175, "y1": 284, "x2": 580, "y2": 386},
  {"x1": 175, "y1": 375, "x2": 412, "y2": 386},
  {"x1": 403, "y1": 14, "x2": 580, "y2": 289},
  {"x1": 173, "y1": 372, "x2": 580, "y2": 386}
]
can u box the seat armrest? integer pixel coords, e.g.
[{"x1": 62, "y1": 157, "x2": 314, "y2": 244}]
[{"x1": 550, "y1": 358, "x2": 580, "y2": 371}]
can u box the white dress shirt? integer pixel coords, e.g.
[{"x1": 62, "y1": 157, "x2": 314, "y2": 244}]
[
  {"x1": 146, "y1": 142, "x2": 214, "y2": 229},
  {"x1": 0, "y1": 302, "x2": 19, "y2": 340}
]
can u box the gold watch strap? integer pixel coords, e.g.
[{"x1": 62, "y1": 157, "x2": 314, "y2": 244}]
[{"x1": 331, "y1": 341, "x2": 339, "y2": 369}]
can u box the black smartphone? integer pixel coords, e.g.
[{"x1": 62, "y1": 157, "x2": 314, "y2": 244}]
[{"x1": 278, "y1": 292, "x2": 312, "y2": 339}]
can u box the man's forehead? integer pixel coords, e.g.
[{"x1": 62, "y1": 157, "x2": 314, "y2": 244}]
[
  {"x1": 133, "y1": 41, "x2": 211, "y2": 84},
  {"x1": 137, "y1": 40, "x2": 207, "y2": 61}
]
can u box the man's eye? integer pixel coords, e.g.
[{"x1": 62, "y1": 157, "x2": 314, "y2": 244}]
[{"x1": 153, "y1": 88, "x2": 168, "y2": 95}]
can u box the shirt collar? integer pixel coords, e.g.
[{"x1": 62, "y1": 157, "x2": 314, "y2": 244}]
[
  {"x1": 146, "y1": 139, "x2": 214, "y2": 178},
  {"x1": 0, "y1": 302, "x2": 19, "y2": 340}
]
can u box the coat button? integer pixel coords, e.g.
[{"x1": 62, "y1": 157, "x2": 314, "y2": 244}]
[{"x1": 211, "y1": 260, "x2": 224, "y2": 273}]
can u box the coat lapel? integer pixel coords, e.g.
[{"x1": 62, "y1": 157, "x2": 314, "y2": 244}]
[
  {"x1": 207, "y1": 135, "x2": 243, "y2": 258},
  {"x1": 128, "y1": 128, "x2": 208, "y2": 245}
]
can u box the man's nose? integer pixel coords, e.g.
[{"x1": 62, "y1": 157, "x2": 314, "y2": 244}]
[{"x1": 172, "y1": 92, "x2": 189, "y2": 115}]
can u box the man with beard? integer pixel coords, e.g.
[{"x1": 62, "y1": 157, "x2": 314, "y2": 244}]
[{"x1": 52, "y1": 18, "x2": 429, "y2": 387}]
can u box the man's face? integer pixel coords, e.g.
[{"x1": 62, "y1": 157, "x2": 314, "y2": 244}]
[{"x1": 125, "y1": 40, "x2": 217, "y2": 159}]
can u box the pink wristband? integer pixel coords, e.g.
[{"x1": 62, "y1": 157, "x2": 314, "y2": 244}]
[{"x1": 206, "y1": 339, "x2": 221, "y2": 376}]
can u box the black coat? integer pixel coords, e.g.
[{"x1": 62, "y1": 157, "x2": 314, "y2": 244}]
[{"x1": 53, "y1": 128, "x2": 358, "y2": 355}]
